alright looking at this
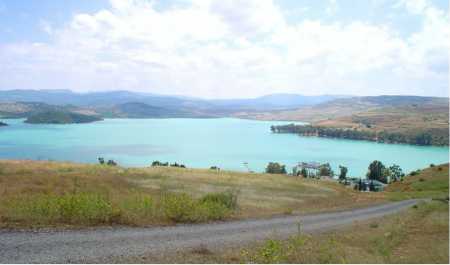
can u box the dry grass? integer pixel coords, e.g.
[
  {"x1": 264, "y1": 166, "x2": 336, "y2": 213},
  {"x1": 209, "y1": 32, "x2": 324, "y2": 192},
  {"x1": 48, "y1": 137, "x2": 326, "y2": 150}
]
[
  {"x1": 122, "y1": 201, "x2": 448, "y2": 264},
  {"x1": 0, "y1": 160, "x2": 238, "y2": 227},
  {"x1": 124, "y1": 164, "x2": 385, "y2": 218},
  {"x1": 0, "y1": 159, "x2": 384, "y2": 228},
  {"x1": 385, "y1": 163, "x2": 449, "y2": 201}
]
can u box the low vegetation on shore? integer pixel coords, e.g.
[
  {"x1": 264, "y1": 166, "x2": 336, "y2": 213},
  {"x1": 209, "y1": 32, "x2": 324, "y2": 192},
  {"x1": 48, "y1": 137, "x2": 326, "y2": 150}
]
[
  {"x1": 271, "y1": 124, "x2": 448, "y2": 146},
  {"x1": 0, "y1": 160, "x2": 384, "y2": 228}
]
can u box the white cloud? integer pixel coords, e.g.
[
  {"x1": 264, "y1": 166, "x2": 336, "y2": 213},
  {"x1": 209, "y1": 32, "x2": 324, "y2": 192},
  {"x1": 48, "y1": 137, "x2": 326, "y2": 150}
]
[
  {"x1": 325, "y1": 0, "x2": 339, "y2": 16},
  {"x1": 39, "y1": 20, "x2": 53, "y2": 35},
  {"x1": 0, "y1": 0, "x2": 448, "y2": 98}
]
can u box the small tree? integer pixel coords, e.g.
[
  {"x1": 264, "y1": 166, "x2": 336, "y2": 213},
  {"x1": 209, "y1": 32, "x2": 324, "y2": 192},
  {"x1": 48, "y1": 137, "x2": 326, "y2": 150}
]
[
  {"x1": 389, "y1": 164, "x2": 404, "y2": 182},
  {"x1": 300, "y1": 167, "x2": 308, "y2": 178},
  {"x1": 107, "y1": 159, "x2": 117, "y2": 166},
  {"x1": 338, "y1": 165, "x2": 348, "y2": 181},
  {"x1": 367, "y1": 160, "x2": 386, "y2": 183},
  {"x1": 151, "y1": 160, "x2": 161, "y2": 166},
  {"x1": 265, "y1": 162, "x2": 287, "y2": 174},
  {"x1": 319, "y1": 163, "x2": 334, "y2": 177},
  {"x1": 98, "y1": 157, "x2": 105, "y2": 165}
]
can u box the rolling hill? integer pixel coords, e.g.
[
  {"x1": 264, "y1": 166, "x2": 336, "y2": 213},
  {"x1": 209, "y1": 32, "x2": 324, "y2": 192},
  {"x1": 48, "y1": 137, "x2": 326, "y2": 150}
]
[
  {"x1": 0, "y1": 89, "x2": 342, "y2": 112},
  {"x1": 248, "y1": 95, "x2": 449, "y2": 146},
  {"x1": 24, "y1": 111, "x2": 103, "y2": 124}
]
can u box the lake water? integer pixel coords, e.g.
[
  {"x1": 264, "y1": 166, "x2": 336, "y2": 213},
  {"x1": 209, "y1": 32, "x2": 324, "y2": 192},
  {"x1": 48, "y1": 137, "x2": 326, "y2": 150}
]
[{"x1": 0, "y1": 118, "x2": 448, "y2": 177}]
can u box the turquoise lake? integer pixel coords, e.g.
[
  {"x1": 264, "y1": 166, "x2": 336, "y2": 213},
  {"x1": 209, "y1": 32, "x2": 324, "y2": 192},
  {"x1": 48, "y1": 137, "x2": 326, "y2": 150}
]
[{"x1": 0, "y1": 118, "x2": 448, "y2": 177}]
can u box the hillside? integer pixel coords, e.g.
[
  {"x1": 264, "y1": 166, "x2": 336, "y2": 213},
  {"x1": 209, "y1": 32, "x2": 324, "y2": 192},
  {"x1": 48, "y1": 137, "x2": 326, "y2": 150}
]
[
  {"x1": 386, "y1": 163, "x2": 449, "y2": 200},
  {"x1": 24, "y1": 111, "x2": 103, "y2": 124},
  {"x1": 0, "y1": 89, "x2": 343, "y2": 113},
  {"x1": 0, "y1": 160, "x2": 384, "y2": 228},
  {"x1": 235, "y1": 95, "x2": 448, "y2": 122},
  {"x1": 97, "y1": 102, "x2": 216, "y2": 118},
  {"x1": 0, "y1": 102, "x2": 99, "y2": 119},
  {"x1": 258, "y1": 96, "x2": 449, "y2": 146}
]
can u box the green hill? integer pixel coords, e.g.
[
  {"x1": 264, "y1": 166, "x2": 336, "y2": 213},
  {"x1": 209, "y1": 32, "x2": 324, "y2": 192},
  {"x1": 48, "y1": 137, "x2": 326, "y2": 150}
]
[
  {"x1": 24, "y1": 111, "x2": 103, "y2": 124},
  {"x1": 386, "y1": 164, "x2": 449, "y2": 200}
]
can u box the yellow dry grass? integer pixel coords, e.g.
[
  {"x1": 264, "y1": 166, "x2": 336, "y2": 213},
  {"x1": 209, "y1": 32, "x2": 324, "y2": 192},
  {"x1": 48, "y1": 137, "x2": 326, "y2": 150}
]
[{"x1": 0, "y1": 159, "x2": 384, "y2": 227}]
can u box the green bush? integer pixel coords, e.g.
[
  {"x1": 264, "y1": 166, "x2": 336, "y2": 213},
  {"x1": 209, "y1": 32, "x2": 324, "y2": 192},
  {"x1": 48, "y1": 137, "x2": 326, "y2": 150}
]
[
  {"x1": 118, "y1": 194, "x2": 154, "y2": 222},
  {"x1": 161, "y1": 193, "x2": 198, "y2": 222},
  {"x1": 197, "y1": 200, "x2": 230, "y2": 221},
  {"x1": 4, "y1": 190, "x2": 238, "y2": 226},
  {"x1": 161, "y1": 191, "x2": 237, "y2": 223},
  {"x1": 7, "y1": 193, "x2": 114, "y2": 225},
  {"x1": 199, "y1": 191, "x2": 238, "y2": 210}
]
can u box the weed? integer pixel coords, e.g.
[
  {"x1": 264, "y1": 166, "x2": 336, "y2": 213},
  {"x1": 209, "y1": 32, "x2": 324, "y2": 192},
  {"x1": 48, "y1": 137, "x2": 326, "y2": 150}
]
[
  {"x1": 258, "y1": 239, "x2": 285, "y2": 263},
  {"x1": 199, "y1": 190, "x2": 238, "y2": 210}
]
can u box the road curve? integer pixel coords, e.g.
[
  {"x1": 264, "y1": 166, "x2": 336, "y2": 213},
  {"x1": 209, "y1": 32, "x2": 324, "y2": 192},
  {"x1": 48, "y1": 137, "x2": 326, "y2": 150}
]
[{"x1": 0, "y1": 199, "x2": 418, "y2": 263}]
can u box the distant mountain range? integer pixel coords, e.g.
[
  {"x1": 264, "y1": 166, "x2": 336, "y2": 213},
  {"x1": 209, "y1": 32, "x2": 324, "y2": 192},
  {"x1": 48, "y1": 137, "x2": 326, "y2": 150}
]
[
  {"x1": 0, "y1": 90, "x2": 448, "y2": 122},
  {"x1": 0, "y1": 89, "x2": 344, "y2": 110}
]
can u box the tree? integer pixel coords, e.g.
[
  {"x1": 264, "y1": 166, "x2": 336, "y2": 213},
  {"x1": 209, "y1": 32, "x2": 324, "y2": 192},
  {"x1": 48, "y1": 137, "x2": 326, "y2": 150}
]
[
  {"x1": 107, "y1": 159, "x2": 117, "y2": 166},
  {"x1": 265, "y1": 162, "x2": 287, "y2": 174},
  {"x1": 338, "y1": 165, "x2": 348, "y2": 181},
  {"x1": 367, "y1": 160, "x2": 386, "y2": 183},
  {"x1": 300, "y1": 167, "x2": 308, "y2": 178},
  {"x1": 98, "y1": 157, "x2": 105, "y2": 165},
  {"x1": 319, "y1": 163, "x2": 333, "y2": 177},
  {"x1": 389, "y1": 164, "x2": 405, "y2": 182}
]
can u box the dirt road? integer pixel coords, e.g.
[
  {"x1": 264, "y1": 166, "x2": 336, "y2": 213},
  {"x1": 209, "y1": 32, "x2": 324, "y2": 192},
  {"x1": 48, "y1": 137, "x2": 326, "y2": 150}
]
[{"x1": 0, "y1": 199, "x2": 418, "y2": 263}]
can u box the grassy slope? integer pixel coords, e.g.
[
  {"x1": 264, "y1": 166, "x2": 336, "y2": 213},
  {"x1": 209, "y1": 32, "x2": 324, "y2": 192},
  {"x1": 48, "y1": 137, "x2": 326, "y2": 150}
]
[
  {"x1": 118, "y1": 164, "x2": 449, "y2": 264},
  {"x1": 0, "y1": 160, "x2": 384, "y2": 228},
  {"x1": 136, "y1": 201, "x2": 448, "y2": 264},
  {"x1": 385, "y1": 163, "x2": 449, "y2": 201}
]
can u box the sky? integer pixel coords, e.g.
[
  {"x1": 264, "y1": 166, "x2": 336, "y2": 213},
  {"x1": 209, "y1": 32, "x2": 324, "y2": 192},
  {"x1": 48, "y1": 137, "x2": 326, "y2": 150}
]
[{"x1": 0, "y1": 0, "x2": 448, "y2": 98}]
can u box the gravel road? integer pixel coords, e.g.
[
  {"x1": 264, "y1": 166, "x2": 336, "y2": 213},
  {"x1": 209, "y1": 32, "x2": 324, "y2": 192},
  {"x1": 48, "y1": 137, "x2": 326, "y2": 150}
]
[{"x1": 0, "y1": 199, "x2": 418, "y2": 263}]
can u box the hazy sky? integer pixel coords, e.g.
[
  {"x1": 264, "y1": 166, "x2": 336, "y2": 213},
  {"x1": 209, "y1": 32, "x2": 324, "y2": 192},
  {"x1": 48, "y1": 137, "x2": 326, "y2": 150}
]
[{"x1": 0, "y1": 0, "x2": 448, "y2": 98}]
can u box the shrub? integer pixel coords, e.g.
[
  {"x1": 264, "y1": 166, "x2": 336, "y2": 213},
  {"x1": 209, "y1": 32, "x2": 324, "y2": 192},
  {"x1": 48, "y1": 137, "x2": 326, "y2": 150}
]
[
  {"x1": 107, "y1": 160, "x2": 117, "y2": 166},
  {"x1": 161, "y1": 193, "x2": 198, "y2": 222},
  {"x1": 118, "y1": 194, "x2": 154, "y2": 222},
  {"x1": 161, "y1": 191, "x2": 237, "y2": 223},
  {"x1": 7, "y1": 193, "x2": 114, "y2": 225},
  {"x1": 266, "y1": 162, "x2": 287, "y2": 174},
  {"x1": 199, "y1": 191, "x2": 238, "y2": 210},
  {"x1": 257, "y1": 239, "x2": 285, "y2": 263},
  {"x1": 430, "y1": 163, "x2": 435, "y2": 167},
  {"x1": 197, "y1": 200, "x2": 230, "y2": 221}
]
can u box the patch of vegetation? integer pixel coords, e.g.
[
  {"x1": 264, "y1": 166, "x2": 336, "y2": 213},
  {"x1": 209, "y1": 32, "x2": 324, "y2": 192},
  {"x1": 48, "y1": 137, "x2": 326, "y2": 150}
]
[
  {"x1": 386, "y1": 164, "x2": 449, "y2": 201},
  {"x1": 265, "y1": 162, "x2": 287, "y2": 174},
  {"x1": 1, "y1": 189, "x2": 236, "y2": 227},
  {"x1": 24, "y1": 110, "x2": 102, "y2": 124},
  {"x1": 271, "y1": 124, "x2": 448, "y2": 146},
  {"x1": 0, "y1": 160, "x2": 387, "y2": 228},
  {"x1": 151, "y1": 160, "x2": 186, "y2": 168},
  {"x1": 4, "y1": 193, "x2": 115, "y2": 226}
]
